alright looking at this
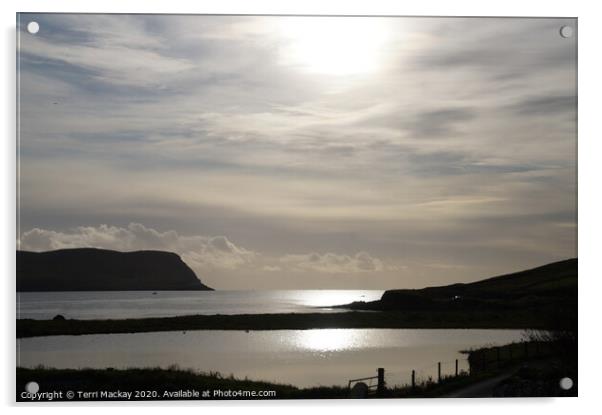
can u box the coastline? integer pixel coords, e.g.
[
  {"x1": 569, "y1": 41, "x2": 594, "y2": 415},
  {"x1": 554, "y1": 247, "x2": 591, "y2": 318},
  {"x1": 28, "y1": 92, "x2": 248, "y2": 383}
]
[{"x1": 17, "y1": 309, "x2": 550, "y2": 338}]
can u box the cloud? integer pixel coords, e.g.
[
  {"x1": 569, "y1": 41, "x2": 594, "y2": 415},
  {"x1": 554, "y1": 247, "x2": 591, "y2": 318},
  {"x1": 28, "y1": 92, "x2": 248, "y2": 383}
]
[
  {"x1": 16, "y1": 15, "x2": 577, "y2": 289},
  {"x1": 19, "y1": 14, "x2": 194, "y2": 90},
  {"x1": 507, "y1": 95, "x2": 577, "y2": 116},
  {"x1": 279, "y1": 251, "x2": 384, "y2": 274},
  {"x1": 362, "y1": 106, "x2": 476, "y2": 139},
  {"x1": 19, "y1": 224, "x2": 389, "y2": 278},
  {"x1": 19, "y1": 223, "x2": 256, "y2": 271},
  {"x1": 405, "y1": 108, "x2": 476, "y2": 138},
  {"x1": 414, "y1": 18, "x2": 575, "y2": 74}
]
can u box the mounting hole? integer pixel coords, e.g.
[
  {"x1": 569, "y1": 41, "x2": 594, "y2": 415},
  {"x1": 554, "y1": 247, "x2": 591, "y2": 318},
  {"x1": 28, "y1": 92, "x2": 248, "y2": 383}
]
[
  {"x1": 27, "y1": 21, "x2": 40, "y2": 34},
  {"x1": 25, "y1": 381, "x2": 39, "y2": 394},
  {"x1": 559, "y1": 25, "x2": 573, "y2": 38},
  {"x1": 559, "y1": 377, "x2": 573, "y2": 390}
]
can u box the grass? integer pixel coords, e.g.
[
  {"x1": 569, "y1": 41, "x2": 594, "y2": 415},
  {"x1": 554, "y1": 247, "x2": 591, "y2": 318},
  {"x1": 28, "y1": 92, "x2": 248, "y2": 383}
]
[
  {"x1": 463, "y1": 341, "x2": 555, "y2": 372},
  {"x1": 14, "y1": 366, "x2": 502, "y2": 401},
  {"x1": 17, "y1": 309, "x2": 554, "y2": 338},
  {"x1": 17, "y1": 366, "x2": 347, "y2": 400}
]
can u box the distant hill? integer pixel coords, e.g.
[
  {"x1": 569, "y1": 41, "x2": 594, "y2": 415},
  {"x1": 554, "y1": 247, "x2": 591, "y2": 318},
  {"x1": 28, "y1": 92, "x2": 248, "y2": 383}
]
[
  {"x1": 341, "y1": 259, "x2": 577, "y2": 312},
  {"x1": 17, "y1": 248, "x2": 213, "y2": 291}
]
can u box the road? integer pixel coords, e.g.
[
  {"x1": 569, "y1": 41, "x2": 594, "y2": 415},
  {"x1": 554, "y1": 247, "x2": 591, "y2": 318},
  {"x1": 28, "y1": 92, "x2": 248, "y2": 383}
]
[{"x1": 442, "y1": 369, "x2": 518, "y2": 398}]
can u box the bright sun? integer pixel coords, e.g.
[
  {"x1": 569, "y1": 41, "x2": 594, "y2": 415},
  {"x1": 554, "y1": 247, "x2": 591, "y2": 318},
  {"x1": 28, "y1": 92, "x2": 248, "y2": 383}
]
[{"x1": 279, "y1": 17, "x2": 391, "y2": 76}]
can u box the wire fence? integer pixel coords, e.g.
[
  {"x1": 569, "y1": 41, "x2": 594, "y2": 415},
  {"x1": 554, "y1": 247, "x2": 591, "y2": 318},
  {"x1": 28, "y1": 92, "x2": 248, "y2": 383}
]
[
  {"x1": 383, "y1": 357, "x2": 470, "y2": 389},
  {"x1": 348, "y1": 341, "x2": 553, "y2": 396}
]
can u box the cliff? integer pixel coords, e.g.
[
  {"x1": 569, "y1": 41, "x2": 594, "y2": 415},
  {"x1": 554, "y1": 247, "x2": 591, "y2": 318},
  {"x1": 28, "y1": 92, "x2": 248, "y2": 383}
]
[{"x1": 16, "y1": 248, "x2": 213, "y2": 291}]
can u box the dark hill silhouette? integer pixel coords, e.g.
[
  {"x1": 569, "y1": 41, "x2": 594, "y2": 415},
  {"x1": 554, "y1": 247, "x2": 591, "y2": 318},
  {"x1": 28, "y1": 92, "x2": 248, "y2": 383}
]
[
  {"x1": 17, "y1": 248, "x2": 213, "y2": 291},
  {"x1": 341, "y1": 258, "x2": 577, "y2": 312}
]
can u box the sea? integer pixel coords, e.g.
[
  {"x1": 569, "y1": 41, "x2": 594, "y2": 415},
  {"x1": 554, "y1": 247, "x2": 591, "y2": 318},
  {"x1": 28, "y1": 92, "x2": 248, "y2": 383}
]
[{"x1": 17, "y1": 290, "x2": 525, "y2": 388}]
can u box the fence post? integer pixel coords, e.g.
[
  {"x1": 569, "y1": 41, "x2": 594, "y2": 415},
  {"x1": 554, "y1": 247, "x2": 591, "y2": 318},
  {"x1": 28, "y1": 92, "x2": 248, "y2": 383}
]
[
  {"x1": 437, "y1": 362, "x2": 441, "y2": 383},
  {"x1": 377, "y1": 368, "x2": 385, "y2": 395},
  {"x1": 411, "y1": 370, "x2": 415, "y2": 390},
  {"x1": 524, "y1": 342, "x2": 529, "y2": 358},
  {"x1": 509, "y1": 346, "x2": 513, "y2": 360},
  {"x1": 455, "y1": 359, "x2": 458, "y2": 376},
  {"x1": 496, "y1": 347, "x2": 501, "y2": 368}
]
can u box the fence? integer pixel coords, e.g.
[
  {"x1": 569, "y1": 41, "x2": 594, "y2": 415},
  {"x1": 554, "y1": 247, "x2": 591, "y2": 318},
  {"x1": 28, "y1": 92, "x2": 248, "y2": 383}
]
[
  {"x1": 347, "y1": 368, "x2": 385, "y2": 396},
  {"x1": 347, "y1": 358, "x2": 469, "y2": 397},
  {"x1": 467, "y1": 340, "x2": 549, "y2": 373},
  {"x1": 385, "y1": 357, "x2": 471, "y2": 390},
  {"x1": 347, "y1": 341, "x2": 551, "y2": 397}
]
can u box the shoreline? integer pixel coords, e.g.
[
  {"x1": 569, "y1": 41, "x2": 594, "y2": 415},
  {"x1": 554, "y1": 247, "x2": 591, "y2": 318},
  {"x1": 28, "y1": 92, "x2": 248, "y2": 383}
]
[
  {"x1": 17, "y1": 341, "x2": 574, "y2": 400},
  {"x1": 17, "y1": 310, "x2": 549, "y2": 338}
]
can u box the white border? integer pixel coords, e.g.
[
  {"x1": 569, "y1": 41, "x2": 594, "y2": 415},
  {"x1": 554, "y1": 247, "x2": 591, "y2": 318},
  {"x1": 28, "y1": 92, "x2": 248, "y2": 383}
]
[{"x1": 2, "y1": 1, "x2": 601, "y2": 414}]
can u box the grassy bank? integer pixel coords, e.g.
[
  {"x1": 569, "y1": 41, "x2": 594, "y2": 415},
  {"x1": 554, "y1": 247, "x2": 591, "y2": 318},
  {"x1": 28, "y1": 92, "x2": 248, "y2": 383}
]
[
  {"x1": 16, "y1": 366, "x2": 345, "y2": 401},
  {"x1": 14, "y1": 366, "x2": 509, "y2": 401},
  {"x1": 17, "y1": 309, "x2": 552, "y2": 338},
  {"x1": 464, "y1": 340, "x2": 555, "y2": 372},
  {"x1": 458, "y1": 340, "x2": 576, "y2": 397}
]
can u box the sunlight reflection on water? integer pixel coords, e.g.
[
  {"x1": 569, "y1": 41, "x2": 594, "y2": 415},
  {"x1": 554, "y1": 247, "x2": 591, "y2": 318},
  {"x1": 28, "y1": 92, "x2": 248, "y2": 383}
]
[
  {"x1": 295, "y1": 290, "x2": 379, "y2": 308},
  {"x1": 295, "y1": 329, "x2": 369, "y2": 352},
  {"x1": 18, "y1": 329, "x2": 525, "y2": 388},
  {"x1": 17, "y1": 290, "x2": 384, "y2": 320}
]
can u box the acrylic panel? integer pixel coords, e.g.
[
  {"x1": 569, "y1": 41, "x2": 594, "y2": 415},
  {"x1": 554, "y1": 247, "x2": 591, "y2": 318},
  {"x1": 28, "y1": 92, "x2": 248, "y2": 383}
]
[{"x1": 16, "y1": 14, "x2": 577, "y2": 401}]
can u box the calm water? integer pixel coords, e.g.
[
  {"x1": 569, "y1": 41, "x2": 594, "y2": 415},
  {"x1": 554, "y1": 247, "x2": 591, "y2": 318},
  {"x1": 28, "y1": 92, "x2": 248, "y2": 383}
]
[
  {"x1": 17, "y1": 329, "x2": 525, "y2": 388},
  {"x1": 17, "y1": 291, "x2": 525, "y2": 387},
  {"x1": 17, "y1": 290, "x2": 384, "y2": 320}
]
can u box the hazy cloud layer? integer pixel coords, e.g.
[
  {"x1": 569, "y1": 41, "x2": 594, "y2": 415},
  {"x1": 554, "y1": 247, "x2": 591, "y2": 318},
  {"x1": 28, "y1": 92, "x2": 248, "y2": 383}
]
[
  {"x1": 279, "y1": 252, "x2": 385, "y2": 274},
  {"x1": 20, "y1": 223, "x2": 256, "y2": 271},
  {"x1": 19, "y1": 223, "x2": 389, "y2": 285},
  {"x1": 17, "y1": 15, "x2": 577, "y2": 289}
]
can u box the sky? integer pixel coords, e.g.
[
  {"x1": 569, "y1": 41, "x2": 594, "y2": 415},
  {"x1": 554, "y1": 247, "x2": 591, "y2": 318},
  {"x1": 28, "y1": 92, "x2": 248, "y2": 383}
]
[{"x1": 17, "y1": 14, "x2": 577, "y2": 290}]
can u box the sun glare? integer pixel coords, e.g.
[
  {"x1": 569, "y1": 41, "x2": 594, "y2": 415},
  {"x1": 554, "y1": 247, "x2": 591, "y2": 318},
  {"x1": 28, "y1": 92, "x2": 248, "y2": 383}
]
[
  {"x1": 278, "y1": 17, "x2": 391, "y2": 76},
  {"x1": 297, "y1": 329, "x2": 365, "y2": 352},
  {"x1": 298, "y1": 290, "x2": 382, "y2": 308}
]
